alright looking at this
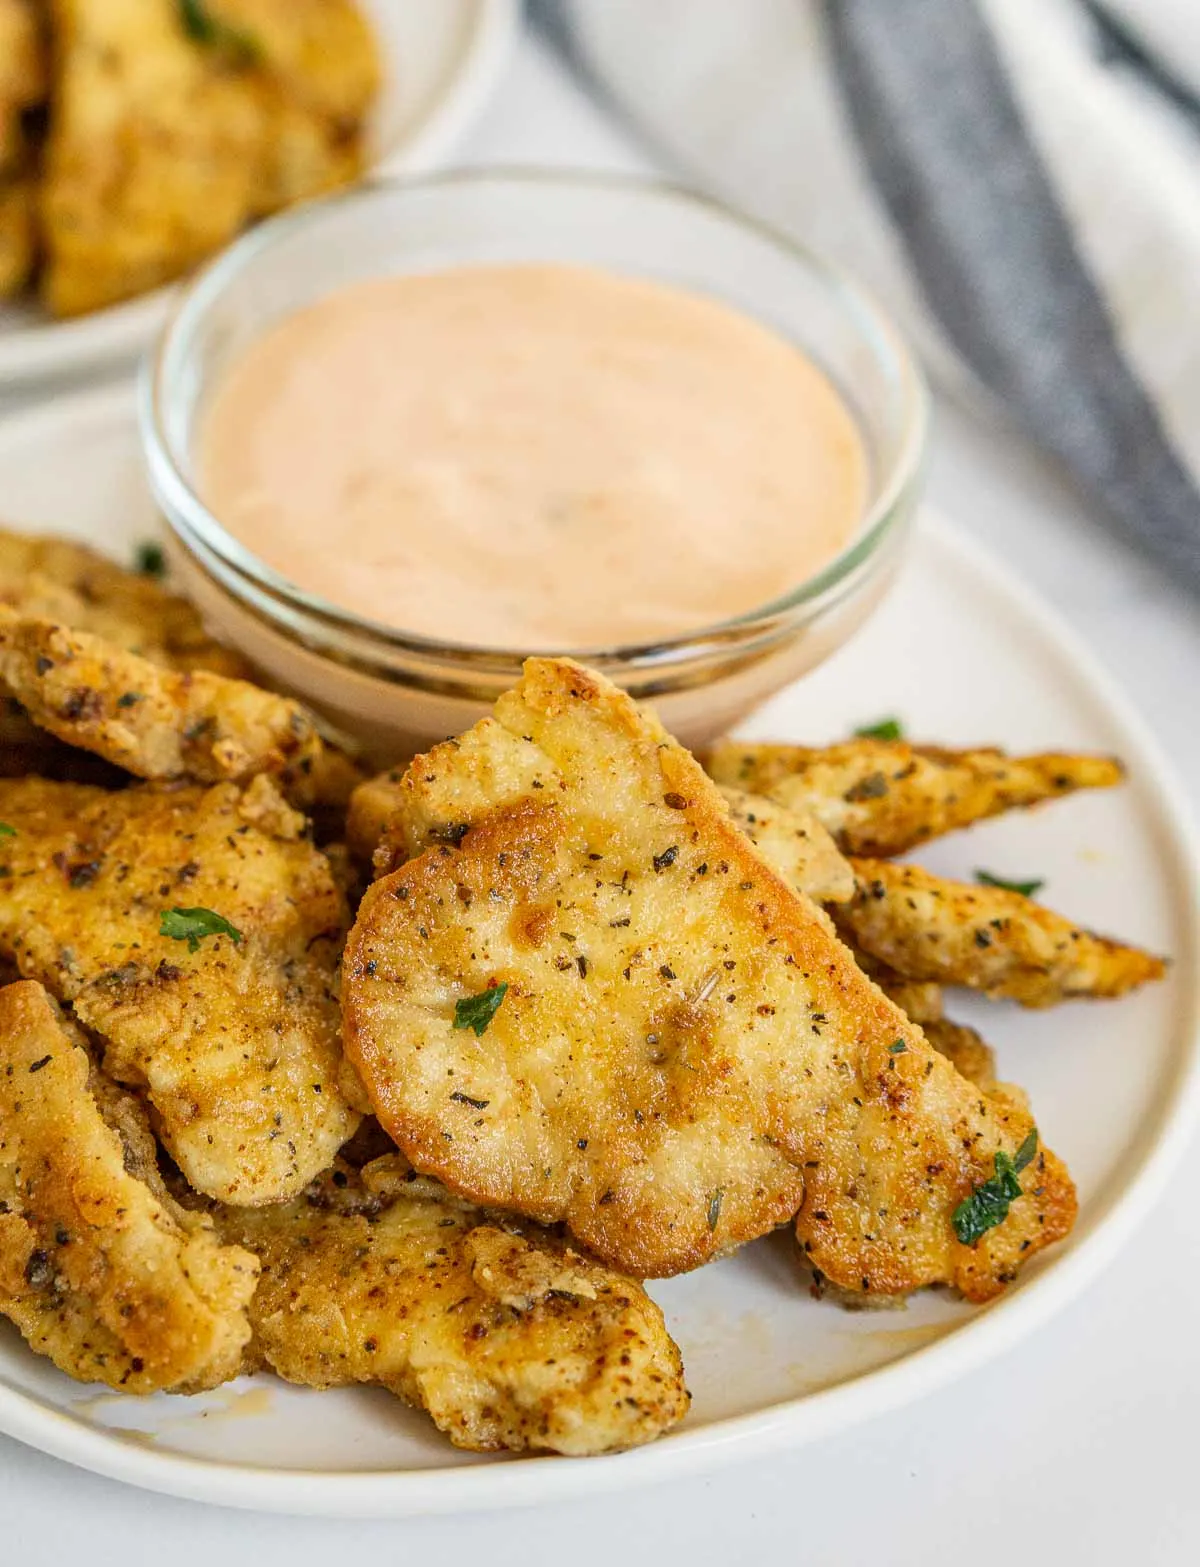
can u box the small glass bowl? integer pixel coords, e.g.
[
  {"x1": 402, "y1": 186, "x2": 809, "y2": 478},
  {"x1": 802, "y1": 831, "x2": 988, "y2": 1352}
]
[{"x1": 143, "y1": 169, "x2": 928, "y2": 763}]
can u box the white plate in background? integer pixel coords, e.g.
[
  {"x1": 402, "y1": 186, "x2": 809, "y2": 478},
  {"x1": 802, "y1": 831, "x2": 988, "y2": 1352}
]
[
  {"x1": 0, "y1": 0, "x2": 518, "y2": 389},
  {"x1": 0, "y1": 384, "x2": 1196, "y2": 1516}
]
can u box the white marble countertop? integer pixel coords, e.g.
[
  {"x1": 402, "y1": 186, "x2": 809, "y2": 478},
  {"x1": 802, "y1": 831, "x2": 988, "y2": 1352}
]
[{"x1": 2, "y1": 29, "x2": 1199, "y2": 1566}]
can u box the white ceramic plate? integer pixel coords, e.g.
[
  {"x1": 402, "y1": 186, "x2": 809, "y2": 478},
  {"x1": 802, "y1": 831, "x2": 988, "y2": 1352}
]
[
  {"x1": 0, "y1": 384, "x2": 1197, "y2": 1517},
  {"x1": 0, "y1": 0, "x2": 517, "y2": 389}
]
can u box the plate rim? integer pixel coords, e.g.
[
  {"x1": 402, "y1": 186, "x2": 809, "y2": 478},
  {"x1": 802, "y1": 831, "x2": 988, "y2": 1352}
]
[
  {"x1": 0, "y1": 0, "x2": 519, "y2": 389},
  {"x1": 0, "y1": 385, "x2": 1196, "y2": 1515}
]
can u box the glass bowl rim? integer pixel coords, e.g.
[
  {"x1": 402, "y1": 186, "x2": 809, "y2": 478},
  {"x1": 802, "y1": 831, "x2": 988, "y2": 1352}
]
[{"x1": 141, "y1": 164, "x2": 930, "y2": 668}]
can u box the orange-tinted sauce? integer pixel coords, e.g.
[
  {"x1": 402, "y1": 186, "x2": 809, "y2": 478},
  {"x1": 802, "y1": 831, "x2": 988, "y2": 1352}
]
[{"x1": 201, "y1": 264, "x2": 867, "y2": 649}]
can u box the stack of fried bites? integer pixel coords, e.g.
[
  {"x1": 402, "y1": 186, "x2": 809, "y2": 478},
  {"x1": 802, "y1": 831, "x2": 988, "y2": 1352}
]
[
  {"x1": 0, "y1": 0, "x2": 380, "y2": 317},
  {"x1": 0, "y1": 526, "x2": 1164, "y2": 1454}
]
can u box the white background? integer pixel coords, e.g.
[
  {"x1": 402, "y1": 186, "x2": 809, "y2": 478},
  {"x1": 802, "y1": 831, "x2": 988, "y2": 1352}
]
[{"x1": 2, "y1": 29, "x2": 1199, "y2": 1565}]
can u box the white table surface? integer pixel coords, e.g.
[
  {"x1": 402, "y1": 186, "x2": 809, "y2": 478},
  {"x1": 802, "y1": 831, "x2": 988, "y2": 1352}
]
[{"x1": 2, "y1": 28, "x2": 1199, "y2": 1566}]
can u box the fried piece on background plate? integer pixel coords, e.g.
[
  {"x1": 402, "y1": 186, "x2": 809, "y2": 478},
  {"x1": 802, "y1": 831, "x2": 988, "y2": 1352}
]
[
  {"x1": 0, "y1": 0, "x2": 47, "y2": 113},
  {"x1": 0, "y1": 166, "x2": 35, "y2": 299},
  {"x1": 219, "y1": 0, "x2": 380, "y2": 126},
  {"x1": 220, "y1": 1161, "x2": 688, "y2": 1456},
  {"x1": 0, "y1": 775, "x2": 359, "y2": 1204},
  {"x1": 838, "y1": 858, "x2": 1165, "y2": 1008},
  {"x1": 39, "y1": 0, "x2": 268, "y2": 317},
  {"x1": 0, "y1": 982, "x2": 259, "y2": 1392},
  {"x1": 0, "y1": 610, "x2": 328, "y2": 797},
  {"x1": 703, "y1": 739, "x2": 1124, "y2": 858},
  {"x1": 228, "y1": 0, "x2": 380, "y2": 215},
  {"x1": 344, "y1": 659, "x2": 1076, "y2": 1300},
  {"x1": 39, "y1": 0, "x2": 378, "y2": 318},
  {"x1": 0, "y1": 526, "x2": 252, "y2": 678}
]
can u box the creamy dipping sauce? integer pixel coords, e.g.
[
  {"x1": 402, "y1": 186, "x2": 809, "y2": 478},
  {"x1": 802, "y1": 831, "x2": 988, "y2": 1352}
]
[{"x1": 200, "y1": 264, "x2": 868, "y2": 650}]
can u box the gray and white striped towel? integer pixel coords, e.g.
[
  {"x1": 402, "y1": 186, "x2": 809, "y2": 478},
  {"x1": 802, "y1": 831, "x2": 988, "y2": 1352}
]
[{"x1": 531, "y1": 0, "x2": 1200, "y2": 590}]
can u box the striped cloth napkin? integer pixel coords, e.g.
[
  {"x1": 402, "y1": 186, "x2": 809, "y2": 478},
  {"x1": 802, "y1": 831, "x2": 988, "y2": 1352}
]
[{"x1": 531, "y1": 0, "x2": 1200, "y2": 590}]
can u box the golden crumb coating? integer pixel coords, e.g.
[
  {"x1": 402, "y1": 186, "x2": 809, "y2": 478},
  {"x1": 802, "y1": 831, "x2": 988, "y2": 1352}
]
[
  {"x1": 0, "y1": 610, "x2": 329, "y2": 799},
  {"x1": 38, "y1": 0, "x2": 378, "y2": 317},
  {"x1": 0, "y1": 776, "x2": 359, "y2": 1203},
  {"x1": 344, "y1": 659, "x2": 1075, "y2": 1300},
  {"x1": 0, "y1": 526, "x2": 252, "y2": 678},
  {"x1": 0, "y1": 169, "x2": 35, "y2": 298},
  {"x1": 0, "y1": 0, "x2": 47, "y2": 113},
  {"x1": 0, "y1": 981, "x2": 259, "y2": 1392},
  {"x1": 838, "y1": 858, "x2": 1165, "y2": 1007},
  {"x1": 220, "y1": 1159, "x2": 688, "y2": 1456},
  {"x1": 703, "y1": 739, "x2": 1124, "y2": 858},
  {"x1": 717, "y1": 786, "x2": 856, "y2": 905}
]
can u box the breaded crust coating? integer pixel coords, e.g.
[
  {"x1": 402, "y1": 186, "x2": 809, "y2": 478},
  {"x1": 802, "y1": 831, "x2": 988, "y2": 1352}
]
[
  {"x1": 221, "y1": 1159, "x2": 688, "y2": 1456},
  {"x1": 344, "y1": 659, "x2": 1075, "y2": 1299},
  {"x1": 38, "y1": 0, "x2": 378, "y2": 318},
  {"x1": 703, "y1": 739, "x2": 1124, "y2": 858},
  {"x1": 0, "y1": 527, "x2": 252, "y2": 678},
  {"x1": 0, "y1": 981, "x2": 259, "y2": 1392},
  {"x1": 0, "y1": 169, "x2": 35, "y2": 298},
  {"x1": 838, "y1": 859, "x2": 1165, "y2": 1007},
  {"x1": 0, "y1": 610, "x2": 325, "y2": 795},
  {"x1": 0, "y1": 0, "x2": 47, "y2": 113},
  {"x1": 0, "y1": 776, "x2": 359, "y2": 1203},
  {"x1": 717, "y1": 786, "x2": 855, "y2": 905}
]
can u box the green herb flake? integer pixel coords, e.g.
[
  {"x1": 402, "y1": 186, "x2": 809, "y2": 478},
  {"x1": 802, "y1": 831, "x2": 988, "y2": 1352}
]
[
  {"x1": 176, "y1": 0, "x2": 260, "y2": 62},
  {"x1": 953, "y1": 1130, "x2": 1038, "y2": 1247},
  {"x1": 117, "y1": 691, "x2": 143, "y2": 709},
  {"x1": 854, "y1": 717, "x2": 904, "y2": 742},
  {"x1": 160, "y1": 906, "x2": 243, "y2": 954},
  {"x1": 0, "y1": 822, "x2": 15, "y2": 838},
  {"x1": 706, "y1": 1188, "x2": 724, "y2": 1232},
  {"x1": 452, "y1": 982, "x2": 508, "y2": 1038},
  {"x1": 134, "y1": 542, "x2": 166, "y2": 578},
  {"x1": 888, "y1": 1039, "x2": 907, "y2": 1054},
  {"x1": 975, "y1": 869, "x2": 1045, "y2": 899},
  {"x1": 1013, "y1": 1128, "x2": 1039, "y2": 1173}
]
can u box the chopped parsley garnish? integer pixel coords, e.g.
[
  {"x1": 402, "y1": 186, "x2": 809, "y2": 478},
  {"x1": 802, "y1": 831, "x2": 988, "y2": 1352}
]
[
  {"x1": 134, "y1": 541, "x2": 166, "y2": 578},
  {"x1": 452, "y1": 983, "x2": 508, "y2": 1038},
  {"x1": 0, "y1": 822, "x2": 15, "y2": 838},
  {"x1": 975, "y1": 869, "x2": 1045, "y2": 899},
  {"x1": 160, "y1": 906, "x2": 243, "y2": 953},
  {"x1": 177, "y1": 0, "x2": 260, "y2": 61},
  {"x1": 888, "y1": 1039, "x2": 907, "y2": 1054},
  {"x1": 707, "y1": 1188, "x2": 724, "y2": 1231},
  {"x1": 854, "y1": 717, "x2": 904, "y2": 742},
  {"x1": 953, "y1": 1130, "x2": 1038, "y2": 1247}
]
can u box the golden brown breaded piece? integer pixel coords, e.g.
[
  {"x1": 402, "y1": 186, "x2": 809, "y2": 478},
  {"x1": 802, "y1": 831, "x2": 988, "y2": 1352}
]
[
  {"x1": 230, "y1": 0, "x2": 379, "y2": 215},
  {"x1": 39, "y1": 0, "x2": 266, "y2": 316},
  {"x1": 347, "y1": 767, "x2": 407, "y2": 872},
  {"x1": 39, "y1": 0, "x2": 377, "y2": 318},
  {"x1": 718, "y1": 787, "x2": 855, "y2": 905},
  {"x1": 0, "y1": 170, "x2": 35, "y2": 297},
  {"x1": 0, "y1": 981, "x2": 259, "y2": 1392},
  {"x1": 0, "y1": 610, "x2": 326, "y2": 797},
  {"x1": 838, "y1": 858, "x2": 1165, "y2": 1008},
  {"x1": 0, "y1": 776, "x2": 359, "y2": 1204},
  {"x1": 921, "y1": 1019, "x2": 999, "y2": 1094},
  {"x1": 703, "y1": 739, "x2": 1124, "y2": 858},
  {"x1": 219, "y1": 0, "x2": 380, "y2": 124},
  {"x1": 0, "y1": 527, "x2": 251, "y2": 678},
  {"x1": 220, "y1": 1161, "x2": 688, "y2": 1456},
  {"x1": 0, "y1": 0, "x2": 46, "y2": 113},
  {"x1": 344, "y1": 659, "x2": 1075, "y2": 1300},
  {"x1": 724, "y1": 815, "x2": 1025, "y2": 1114}
]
